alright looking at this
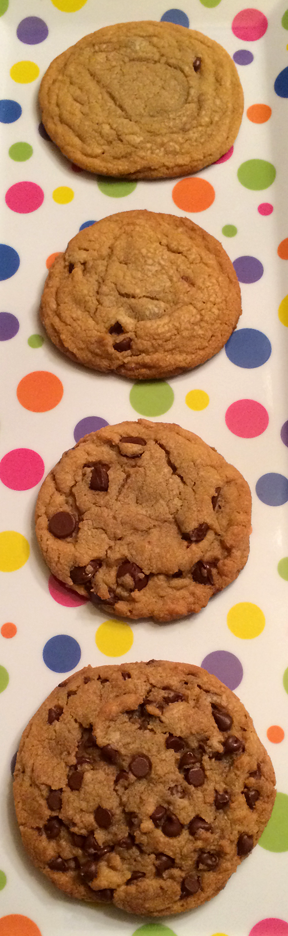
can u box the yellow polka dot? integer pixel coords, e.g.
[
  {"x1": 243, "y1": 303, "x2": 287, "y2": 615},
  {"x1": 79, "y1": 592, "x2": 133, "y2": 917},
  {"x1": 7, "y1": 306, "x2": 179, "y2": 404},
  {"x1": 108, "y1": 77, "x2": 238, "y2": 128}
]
[
  {"x1": 10, "y1": 61, "x2": 40, "y2": 84},
  {"x1": 50, "y1": 0, "x2": 88, "y2": 10},
  {"x1": 210, "y1": 933, "x2": 230, "y2": 936},
  {"x1": 0, "y1": 531, "x2": 30, "y2": 572},
  {"x1": 185, "y1": 389, "x2": 209, "y2": 411},
  {"x1": 278, "y1": 295, "x2": 288, "y2": 327},
  {"x1": 227, "y1": 602, "x2": 265, "y2": 639},
  {"x1": 52, "y1": 186, "x2": 74, "y2": 204},
  {"x1": 95, "y1": 620, "x2": 134, "y2": 657}
]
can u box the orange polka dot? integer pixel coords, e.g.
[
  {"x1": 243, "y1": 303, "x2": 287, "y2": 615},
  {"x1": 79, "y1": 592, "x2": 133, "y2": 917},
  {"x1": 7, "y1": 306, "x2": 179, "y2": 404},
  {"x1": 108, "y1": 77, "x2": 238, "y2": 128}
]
[
  {"x1": 0, "y1": 916, "x2": 42, "y2": 936},
  {"x1": 46, "y1": 251, "x2": 61, "y2": 269},
  {"x1": 172, "y1": 177, "x2": 215, "y2": 212},
  {"x1": 267, "y1": 725, "x2": 285, "y2": 744},
  {"x1": 247, "y1": 104, "x2": 272, "y2": 123},
  {"x1": 17, "y1": 371, "x2": 63, "y2": 412},
  {"x1": 278, "y1": 238, "x2": 288, "y2": 259},
  {"x1": 1, "y1": 622, "x2": 17, "y2": 638}
]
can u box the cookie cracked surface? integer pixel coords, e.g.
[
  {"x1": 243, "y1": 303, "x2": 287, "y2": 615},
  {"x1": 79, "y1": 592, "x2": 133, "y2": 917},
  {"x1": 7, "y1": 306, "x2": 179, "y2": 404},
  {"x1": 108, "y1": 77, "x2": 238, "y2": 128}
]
[
  {"x1": 13, "y1": 661, "x2": 276, "y2": 916},
  {"x1": 39, "y1": 21, "x2": 243, "y2": 179},
  {"x1": 35, "y1": 420, "x2": 251, "y2": 622},
  {"x1": 40, "y1": 210, "x2": 241, "y2": 379}
]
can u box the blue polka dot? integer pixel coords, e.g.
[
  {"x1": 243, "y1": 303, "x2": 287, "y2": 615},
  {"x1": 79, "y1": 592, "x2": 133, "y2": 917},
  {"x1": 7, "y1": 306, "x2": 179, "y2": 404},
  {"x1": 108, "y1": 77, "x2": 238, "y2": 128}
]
[
  {"x1": 74, "y1": 415, "x2": 109, "y2": 443},
  {"x1": 0, "y1": 245, "x2": 20, "y2": 281},
  {"x1": 43, "y1": 635, "x2": 81, "y2": 673},
  {"x1": 0, "y1": 312, "x2": 19, "y2": 341},
  {"x1": 275, "y1": 67, "x2": 288, "y2": 98},
  {"x1": 233, "y1": 50, "x2": 254, "y2": 66},
  {"x1": 10, "y1": 751, "x2": 17, "y2": 776},
  {"x1": 0, "y1": 99, "x2": 22, "y2": 124},
  {"x1": 256, "y1": 473, "x2": 288, "y2": 506},
  {"x1": 201, "y1": 650, "x2": 243, "y2": 691},
  {"x1": 160, "y1": 8, "x2": 189, "y2": 27},
  {"x1": 38, "y1": 121, "x2": 51, "y2": 142},
  {"x1": 225, "y1": 328, "x2": 271, "y2": 368},
  {"x1": 79, "y1": 220, "x2": 96, "y2": 231}
]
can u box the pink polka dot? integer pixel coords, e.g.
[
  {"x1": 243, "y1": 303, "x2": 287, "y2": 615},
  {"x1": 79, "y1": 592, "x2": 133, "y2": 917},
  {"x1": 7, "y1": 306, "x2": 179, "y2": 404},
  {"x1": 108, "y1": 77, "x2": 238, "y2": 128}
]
[
  {"x1": 0, "y1": 448, "x2": 44, "y2": 490},
  {"x1": 232, "y1": 9, "x2": 268, "y2": 41},
  {"x1": 249, "y1": 921, "x2": 288, "y2": 936},
  {"x1": 5, "y1": 181, "x2": 44, "y2": 213},
  {"x1": 258, "y1": 202, "x2": 273, "y2": 215},
  {"x1": 215, "y1": 145, "x2": 234, "y2": 164},
  {"x1": 48, "y1": 574, "x2": 88, "y2": 608},
  {"x1": 225, "y1": 399, "x2": 269, "y2": 438}
]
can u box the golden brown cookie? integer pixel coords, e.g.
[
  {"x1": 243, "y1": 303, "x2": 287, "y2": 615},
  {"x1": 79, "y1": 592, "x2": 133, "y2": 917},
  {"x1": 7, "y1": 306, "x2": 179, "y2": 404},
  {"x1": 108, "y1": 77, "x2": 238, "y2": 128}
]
[
  {"x1": 35, "y1": 420, "x2": 251, "y2": 622},
  {"x1": 40, "y1": 211, "x2": 241, "y2": 379},
  {"x1": 39, "y1": 21, "x2": 243, "y2": 179},
  {"x1": 13, "y1": 661, "x2": 276, "y2": 916}
]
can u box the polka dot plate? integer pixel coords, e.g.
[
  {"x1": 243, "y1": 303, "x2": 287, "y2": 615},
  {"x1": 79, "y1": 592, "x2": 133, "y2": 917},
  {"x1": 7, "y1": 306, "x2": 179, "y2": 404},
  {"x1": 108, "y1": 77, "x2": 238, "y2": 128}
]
[{"x1": 0, "y1": 2, "x2": 288, "y2": 936}]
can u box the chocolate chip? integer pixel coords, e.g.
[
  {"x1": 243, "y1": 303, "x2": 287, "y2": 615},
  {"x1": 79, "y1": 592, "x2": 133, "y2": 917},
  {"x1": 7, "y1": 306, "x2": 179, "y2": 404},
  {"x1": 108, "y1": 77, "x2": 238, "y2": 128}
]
[
  {"x1": 163, "y1": 692, "x2": 184, "y2": 704},
  {"x1": 189, "y1": 816, "x2": 212, "y2": 836},
  {"x1": 193, "y1": 57, "x2": 201, "y2": 72},
  {"x1": 166, "y1": 734, "x2": 185, "y2": 752},
  {"x1": 94, "y1": 806, "x2": 112, "y2": 829},
  {"x1": 192, "y1": 560, "x2": 214, "y2": 585},
  {"x1": 48, "y1": 512, "x2": 76, "y2": 539},
  {"x1": 169, "y1": 784, "x2": 186, "y2": 798},
  {"x1": 101, "y1": 744, "x2": 119, "y2": 764},
  {"x1": 84, "y1": 833, "x2": 100, "y2": 856},
  {"x1": 155, "y1": 853, "x2": 175, "y2": 875},
  {"x1": 127, "y1": 871, "x2": 145, "y2": 885},
  {"x1": 120, "y1": 436, "x2": 147, "y2": 446},
  {"x1": 113, "y1": 337, "x2": 131, "y2": 352},
  {"x1": 58, "y1": 680, "x2": 68, "y2": 687},
  {"x1": 237, "y1": 833, "x2": 253, "y2": 856},
  {"x1": 151, "y1": 805, "x2": 167, "y2": 827},
  {"x1": 83, "y1": 676, "x2": 91, "y2": 684},
  {"x1": 48, "y1": 705, "x2": 63, "y2": 724},
  {"x1": 215, "y1": 790, "x2": 230, "y2": 809},
  {"x1": 109, "y1": 321, "x2": 123, "y2": 335},
  {"x1": 44, "y1": 817, "x2": 62, "y2": 839},
  {"x1": 79, "y1": 859, "x2": 98, "y2": 883},
  {"x1": 48, "y1": 857, "x2": 68, "y2": 872},
  {"x1": 186, "y1": 766, "x2": 205, "y2": 787},
  {"x1": 71, "y1": 832, "x2": 86, "y2": 848},
  {"x1": 66, "y1": 857, "x2": 80, "y2": 870},
  {"x1": 212, "y1": 704, "x2": 233, "y2": 732},
  {"x1": 115, "y1": 770, "x2": 129, "y2": 784},
  {"x1": 129, "y1": 754, "x2": 151, "y2": 778},
  {"x1": 95, "y1": 888, "x2": 114, "y2": 901},
  {"x1": 68, "y1": 263, "x2": 74, "y2": 273},
  {"x1": 117, "y1": 560, "x2": 148, "y2": 591},
  {"x1": 250, "y1": 764, "x2": 261, "y2": 779},
  {"x1": 90, "y1": 463, "x2": 109, "y2": 492},
  {"x1": 179, "y1": 751, "x2": 198, "y2": 770},
  {"x1": 197, "y1": 851, "x2": 219, "y2": 870},
  {"x1": 162, "y1": 813, "x2": 182, "y2": 838},
  {"x1": 121, "y1": 671, "x2": 131, "y2": 680},
  {"x1": 212, "y1": 487, "x2": 221, "y2": 510},
  {"x1": 223, "y1": 735, "x2": 244, "y2": 755},
  {"x1": 244, "y1": 788, "x2": 259, "y2": 810},
  {"x1": 117, "y1": 834, "x2": 134, "y2": 850},
  {"x1": 172, "y1": 570, "x2": 183, "y2": 578},
  {"x1": 181, "y1": 874, "x2": 200, "y2": 896},
  {"x1": 71, "y1": 559, "x2": 101, "y2": 585},
  {"x1": 184, "y1": 523, "x2": 209, "y2": 543},
  {"x1": 68, "y1": 770, "x2": 83, "y2": 791},
  {"x1": 88, "y1": 588, "x2": 116, "y2": 607},
  {"x1": 47, "y1": 789, "x2": 62, "y2": 811},
  {"x1": 127, "y1": 812, "x2": 141, "y2": 831}
]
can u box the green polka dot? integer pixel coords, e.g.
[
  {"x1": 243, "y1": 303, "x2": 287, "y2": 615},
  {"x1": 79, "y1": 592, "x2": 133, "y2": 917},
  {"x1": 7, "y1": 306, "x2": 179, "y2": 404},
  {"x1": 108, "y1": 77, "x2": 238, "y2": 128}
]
[
  {"x1": 282, "y1": 10, "x2": 288, "y2": 28},
  {"x1": 0, "y1": 871, "x2": 7, "y2": 891},
  {"x1": 28, "y1": 334, "x2": 44, "y2": 348},
  {"x1": 132, "y1": 926, "x2": 177, "y2": 936},
  {"x1": 130, "y1": 381, "x2": 174, "y2": 417},
  {"x1": 0, "y1": 666, "x2": 9, "y2": 694},
  {"x1": 237, "y1": 160, "x2": 276, "y2": 191},
  {"x1": 222, "y1": 224, "x2": 237, "y2": 237},
  {"x1": 278, "y1": 557, "x2": 288, "y2": 581},
  {"x1": 259, "y1": 792, "x2": 288, "y2": 852},
  {"x1": 97, "y1": 177, "x2": 137, "y2": 198},
  {"x1": 199, "y1": 0, "x2": 222, "y2": 6},
  {"x1": 0, "y1": 0, "x2": 8, "y2": 15},
  {"x1": 9, "y1": 142, "x2": 33, "y2": 162},
  {"x1": 283, "y1": 666, "x2": 288, "y2": 693}
]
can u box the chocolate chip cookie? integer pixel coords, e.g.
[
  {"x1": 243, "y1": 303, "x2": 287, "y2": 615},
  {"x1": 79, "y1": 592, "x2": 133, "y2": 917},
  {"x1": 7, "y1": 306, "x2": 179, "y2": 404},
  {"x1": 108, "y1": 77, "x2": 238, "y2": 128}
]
[
  {"x1": 35, "y1": 420, "x2": 251, "y2": 622},
  {"x1": 13, "y1": 660, "x2": 276, "y2": 916},
  {"x1": 40, "y1": 210, "x2": 241, "y2": 379},
  {"x1": 39, "y1": 21, "x2": 243, "y2": 178}
]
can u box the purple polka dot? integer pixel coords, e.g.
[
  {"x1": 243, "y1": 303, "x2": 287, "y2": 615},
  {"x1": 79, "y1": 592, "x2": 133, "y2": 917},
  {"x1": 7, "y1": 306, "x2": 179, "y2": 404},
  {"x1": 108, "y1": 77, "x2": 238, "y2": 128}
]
[
  {"x1": 43, "y1": 634, "x2": 81, "y2": 673},
  {"x1": 256, "y1": 473, "x2": 288, "y2": 506},
  {"x1": 10, "y1": 751, "x2": 18, "y2": 775},
  {"x1": 201, "y1": 650, "x2": 243, "y2": 690},
  {"x1": 17, "y1": 16, "x2": 48, "y2": 45},
  {"x1": 280, "y1": 421, "x2": 288, "y2": 447},
  {"x1": 38, "y1": 122, "x2": 52, "y2": 142},
  {"x1": 0, "y1": 312, "x2": 19, "y2": 340},
  {"x1": 233, "y1": 49, "x2": 254, "y2": 65},
  {"x1": 233, "y1": 255, "x2": 264, "y2": 284},
  {"x1": 74, "y1": 415, "x2": 109, "y2": 443}
]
